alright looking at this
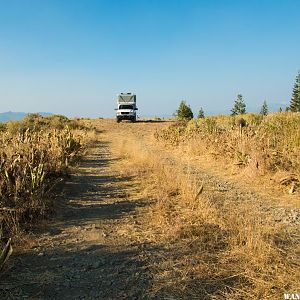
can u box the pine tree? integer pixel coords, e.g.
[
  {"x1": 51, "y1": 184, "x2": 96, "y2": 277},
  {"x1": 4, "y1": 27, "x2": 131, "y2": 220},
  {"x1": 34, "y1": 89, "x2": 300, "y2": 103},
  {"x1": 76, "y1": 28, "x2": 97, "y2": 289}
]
[
  {"x1": 278, "y1": 107, "x2": 282, "y2": 113},
  {"x1": 231, "y1": 94, "x2": 246, "y2": 116},
  {"x1": 198, "y1": 107, "x2": 205, "y2": 118},
  {"x1": 289, "y1": 71, "x2": 300, "y2": 112},
  {"x1": 260, "y1": 100, "x2": 268, "y2": 115},
  {"x1": 174, "y1": 101, "x2": 194, "y2": 120}
]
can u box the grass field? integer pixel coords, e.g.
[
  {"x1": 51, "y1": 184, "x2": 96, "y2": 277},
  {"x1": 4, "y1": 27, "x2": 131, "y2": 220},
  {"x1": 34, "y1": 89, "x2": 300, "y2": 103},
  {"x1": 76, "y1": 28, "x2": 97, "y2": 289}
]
[
  {"x1": 0, "y1": 114, "x2": 96, "y2": 243},
  {"x1": 0, "y1": 115, "x2": 299, "y2": 299},
  {"x1": 115, "y1": 115, "x2": 300, "y2": 299},
  {"x1": 155, "y1": 112, "x2": 300, "y2": 195}
]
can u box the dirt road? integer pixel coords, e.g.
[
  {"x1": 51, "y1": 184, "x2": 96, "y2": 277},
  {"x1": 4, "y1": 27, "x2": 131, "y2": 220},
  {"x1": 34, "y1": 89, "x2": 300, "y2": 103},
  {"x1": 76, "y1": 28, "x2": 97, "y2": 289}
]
[
  {"x1": 0, "y1": 120, "x2": 173, "y2": 299},
  {"x1": 0, "y1": 120, "x2": 299, "y2": 299}
]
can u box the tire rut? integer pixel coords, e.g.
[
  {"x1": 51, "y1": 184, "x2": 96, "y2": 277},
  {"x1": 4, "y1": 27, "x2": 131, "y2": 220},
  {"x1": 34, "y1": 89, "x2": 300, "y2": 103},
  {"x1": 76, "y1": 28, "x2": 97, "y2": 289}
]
[{"x1": 0, "y1": 139, "x2": 161, "y2": 299}]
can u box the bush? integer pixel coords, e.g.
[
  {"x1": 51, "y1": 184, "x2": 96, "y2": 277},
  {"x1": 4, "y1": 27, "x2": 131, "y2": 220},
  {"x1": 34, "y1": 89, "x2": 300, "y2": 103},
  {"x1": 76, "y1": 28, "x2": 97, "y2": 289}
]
[
  {"x1": 0, "y1": 115, "x2": 93, "y2": 241},
  {"x1": 156, "y1": 112, "x2": 300, "y2": 174},
  {"x1": 0, "y1": 123, "x2": 6, "y2": 132},
  {"x1": 174, "y1": 101, "x2": 194, "y2": 121}
]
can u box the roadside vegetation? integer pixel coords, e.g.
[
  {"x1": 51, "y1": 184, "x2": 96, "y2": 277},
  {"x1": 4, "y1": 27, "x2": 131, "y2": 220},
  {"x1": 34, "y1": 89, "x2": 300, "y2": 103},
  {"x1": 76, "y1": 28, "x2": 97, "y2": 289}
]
[
  {"x1": 155, "y1": 112, "x2": 300, "y2": 193},
  {"x1": 0, "y1": 114, "x2": 96, "y2": 245},
  {"x1": 289, "y1": 71, "x2": 300, "y2": 112},
  {"x1": 116, "y1": 69, "x2": 300, "y2": 297},
  {"x1": 118, "y1": 119, "x2": 300, "y2": 299},
  {"x1": 173, "y1": 100, "x2": 194, "y2": 120}
]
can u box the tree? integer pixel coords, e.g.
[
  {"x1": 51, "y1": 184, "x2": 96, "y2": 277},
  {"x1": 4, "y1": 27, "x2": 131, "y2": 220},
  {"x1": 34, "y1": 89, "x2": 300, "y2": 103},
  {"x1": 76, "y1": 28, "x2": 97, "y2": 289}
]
[
  {"x1": 174, "y1": 101, "x2": 194, "y2": 120},
  {"x1": 231, "y1": 94, "x2": 246, "y2": 116},
  {"x1": 289, "y1": 71, "x2": 300, "y2": 112},
  {"x1": 278, "y1": 107, "x2": 283, "y2": 113},
  {"x1": 260, "y1": 100, "x2": 268, "y2": 115},
  {"x1": 198, "y1": 107, "x2": 205, "y2": 118}
]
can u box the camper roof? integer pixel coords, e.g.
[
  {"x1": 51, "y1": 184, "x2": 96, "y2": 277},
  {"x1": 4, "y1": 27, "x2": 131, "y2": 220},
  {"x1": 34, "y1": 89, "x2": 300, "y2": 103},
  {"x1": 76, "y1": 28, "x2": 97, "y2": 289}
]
[{"x1": 117, "y1": 94, "x2": 136, "y2": 103}]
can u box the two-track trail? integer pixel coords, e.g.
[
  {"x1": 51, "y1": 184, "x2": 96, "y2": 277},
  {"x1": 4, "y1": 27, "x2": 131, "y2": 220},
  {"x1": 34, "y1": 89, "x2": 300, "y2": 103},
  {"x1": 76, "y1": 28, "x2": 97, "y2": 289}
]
[
  {"x1": 0, "y1": 119, "x2": 299, "y2": 300},
  {"x1": 0, "y1": 120, "x2": 169, "y2": 300}
]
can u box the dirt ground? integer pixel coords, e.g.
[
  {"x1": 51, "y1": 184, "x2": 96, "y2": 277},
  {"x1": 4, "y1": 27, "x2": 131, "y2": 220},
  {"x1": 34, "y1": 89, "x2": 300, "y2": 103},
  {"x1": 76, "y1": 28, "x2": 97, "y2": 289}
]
[
  {"x1": 0, "y1": 120, "x2": 169, "y2": 299},
  {"x1": 0, "y1": 119, "x2": 299, "y2": 299}
]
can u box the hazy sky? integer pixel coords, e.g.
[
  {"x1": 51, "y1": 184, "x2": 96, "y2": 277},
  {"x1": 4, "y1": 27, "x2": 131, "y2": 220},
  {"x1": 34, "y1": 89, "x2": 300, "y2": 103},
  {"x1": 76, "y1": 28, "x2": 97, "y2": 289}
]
[{"x1": 0, "y1": 0, "x2": 299, "y2": 117}]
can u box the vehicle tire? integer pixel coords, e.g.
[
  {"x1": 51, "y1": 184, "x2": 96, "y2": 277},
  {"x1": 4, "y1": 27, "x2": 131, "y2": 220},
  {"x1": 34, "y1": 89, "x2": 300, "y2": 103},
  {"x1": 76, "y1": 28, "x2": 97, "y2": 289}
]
[
  {"x1": 131, "y1": 117, "x2": 136, "y2": 123},
  {"x1": 116, "y1": 118, "x2": 121, "y2": 123}
]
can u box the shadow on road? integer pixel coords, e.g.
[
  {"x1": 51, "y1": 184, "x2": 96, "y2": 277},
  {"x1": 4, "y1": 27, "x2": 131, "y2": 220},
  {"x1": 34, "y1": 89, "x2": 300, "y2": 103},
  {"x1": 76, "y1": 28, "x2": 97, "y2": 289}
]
[
  {"x1": 0, "y1": 140, "x2": 159, "y2": 299},
  {"x1": 0, "y1": 139, "x2": 239, "y2": 300},
  {"x1": 0, "y1": 241, "x2": 166, "y2": 299}
]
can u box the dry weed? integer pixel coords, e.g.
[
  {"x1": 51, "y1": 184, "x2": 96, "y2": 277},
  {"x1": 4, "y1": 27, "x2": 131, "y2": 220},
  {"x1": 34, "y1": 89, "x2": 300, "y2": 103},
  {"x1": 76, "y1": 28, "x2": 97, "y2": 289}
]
[
  {"x1": 116, "y1": 134, "x2": 300, "y2": 299},
  {"x1": 155, "y1": 113, "x2": 300, "y2": 192},
  {"x1": 0, "y1": 115, "x2": 97, "y2": 243}
]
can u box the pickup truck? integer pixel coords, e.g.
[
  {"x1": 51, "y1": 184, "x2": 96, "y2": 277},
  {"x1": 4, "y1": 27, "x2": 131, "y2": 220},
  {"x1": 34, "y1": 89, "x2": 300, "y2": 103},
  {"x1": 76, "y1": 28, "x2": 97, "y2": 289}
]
[{"x1": 115, "y1": 93, "x2": 138, "y2": 123}]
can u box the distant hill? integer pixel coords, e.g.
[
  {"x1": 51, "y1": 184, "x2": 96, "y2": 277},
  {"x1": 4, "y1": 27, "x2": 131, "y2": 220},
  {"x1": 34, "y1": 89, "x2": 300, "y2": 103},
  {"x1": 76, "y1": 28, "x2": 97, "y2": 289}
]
[{"x1": 0, "y1": 111, "x2": 53, "y2": 122}]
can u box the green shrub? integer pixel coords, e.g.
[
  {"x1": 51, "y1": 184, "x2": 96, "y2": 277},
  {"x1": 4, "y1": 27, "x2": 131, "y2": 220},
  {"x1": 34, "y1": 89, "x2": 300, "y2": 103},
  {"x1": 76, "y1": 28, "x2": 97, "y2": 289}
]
[{"x1": 174, "y1": 101, "x2": 194, "y2": 121}]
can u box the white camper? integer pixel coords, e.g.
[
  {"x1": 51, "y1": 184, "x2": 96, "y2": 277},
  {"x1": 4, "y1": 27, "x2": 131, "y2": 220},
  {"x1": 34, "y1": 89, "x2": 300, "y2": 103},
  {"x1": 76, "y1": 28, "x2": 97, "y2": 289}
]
[{"x1": 115, "y1": 93, "x2": 138, "y2": 123}]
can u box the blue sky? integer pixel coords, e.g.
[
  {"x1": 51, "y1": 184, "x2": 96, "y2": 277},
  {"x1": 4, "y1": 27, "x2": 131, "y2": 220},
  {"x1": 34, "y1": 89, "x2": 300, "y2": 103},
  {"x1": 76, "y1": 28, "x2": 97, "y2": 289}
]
[{"x1": 0, "y1": 0, "x2": 299, "y2": 117}]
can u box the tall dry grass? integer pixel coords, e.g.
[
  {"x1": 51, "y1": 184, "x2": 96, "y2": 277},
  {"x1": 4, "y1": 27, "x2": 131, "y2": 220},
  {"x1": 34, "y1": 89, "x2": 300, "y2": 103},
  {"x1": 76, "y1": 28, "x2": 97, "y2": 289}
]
[
  {"x1": 155, "y1": 112, "x2": 300, "y2": 192},
  {"x1": 117, "y1": 133, "x2": 300, "y2": 299},
  {"x1": 0, "y1": 114, "x2": 96, "y2": 243}
]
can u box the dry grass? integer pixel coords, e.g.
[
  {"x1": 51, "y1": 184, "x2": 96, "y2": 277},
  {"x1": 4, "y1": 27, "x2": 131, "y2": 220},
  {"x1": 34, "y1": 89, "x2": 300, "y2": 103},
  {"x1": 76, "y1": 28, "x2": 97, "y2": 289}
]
[
  {"x1": 0, "y1": 114, "x2": 97, "y2": 243},
  {"x1": 116, "y1": 133, "x2": 300, "y2": 299},
  {"x1": 156, "y1": 113, "x2": 300, "y2": 176},
  {"x1": 155, "y1": 113, "x2": 300, "y2": 199}
]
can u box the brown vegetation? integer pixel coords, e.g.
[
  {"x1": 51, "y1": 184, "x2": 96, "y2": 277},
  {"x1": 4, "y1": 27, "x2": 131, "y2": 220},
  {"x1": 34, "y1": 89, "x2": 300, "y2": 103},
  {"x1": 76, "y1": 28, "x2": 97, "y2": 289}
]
[
  {"x1": 115, "y1": 115, "x2": 300, "y2": 299},
  {"x1": 0, "y1": 115, "x2": 96, "y2": 243},
  {"x1": 1, "y1": 117, "x2": 299, "y2": 298},
  {"x1": 155, "y1": 112, "x2": 300, "y2": 194}
]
